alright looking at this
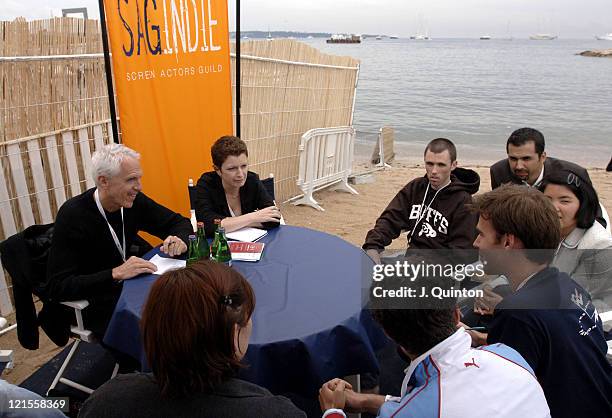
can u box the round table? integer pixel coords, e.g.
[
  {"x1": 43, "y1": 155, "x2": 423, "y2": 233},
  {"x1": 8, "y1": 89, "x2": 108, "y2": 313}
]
[{"x1": 104, "y1": 225, "x2": 387, "y2": 395}]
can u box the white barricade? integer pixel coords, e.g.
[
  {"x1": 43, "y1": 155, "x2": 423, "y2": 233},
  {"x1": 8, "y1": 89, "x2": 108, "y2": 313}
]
[{"x1": 293, "y1": 126, "x2": 358, "y2": 211}]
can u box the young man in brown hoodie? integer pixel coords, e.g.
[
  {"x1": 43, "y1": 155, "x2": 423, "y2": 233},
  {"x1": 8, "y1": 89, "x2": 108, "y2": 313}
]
[{"x1": 363, "y1": 138, "x2": 480, "y2": 264}]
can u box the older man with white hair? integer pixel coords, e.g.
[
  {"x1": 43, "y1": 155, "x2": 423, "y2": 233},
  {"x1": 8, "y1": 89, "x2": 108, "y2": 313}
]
[{"x1": 46, "y1": 144, "x2": 192, "y2": 337}]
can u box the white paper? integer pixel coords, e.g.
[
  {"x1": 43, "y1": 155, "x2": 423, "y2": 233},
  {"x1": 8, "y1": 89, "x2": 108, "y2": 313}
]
[
  {"x1": 150, "y1": 254, "x2": 186, "y2": 275},
  {"x1": 226, "y1": 227, "x2": 267, "y2": 242},
  {"x1": 231, "y1": 252, "x2": 262, "y2": 262}
]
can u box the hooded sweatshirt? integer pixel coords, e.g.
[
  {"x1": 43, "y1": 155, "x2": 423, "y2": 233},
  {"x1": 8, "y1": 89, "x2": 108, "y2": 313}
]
[{"x1": 363, "y1": 167, "x2": 480, "y2": 251}]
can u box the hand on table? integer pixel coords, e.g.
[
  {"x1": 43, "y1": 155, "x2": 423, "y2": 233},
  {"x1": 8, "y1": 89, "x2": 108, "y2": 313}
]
[
  {"x1": 458, "y1": 321, "x2": 488, "y2": 347},
  {"x1": 251, "y1": 206, "x2": 282, "y2": 224},
  {"x1": 320, "y1": 378, "x2": 379, "y2": 414},
  {"x1": 112, "y1": 256, "x2": 157, "y2": 280},
  {"x1": 319, "y1": 378, "x2": 351, "y2": 411},
  {"x1": 366, "y1": 249, "x2": 382, "y2": 265},
  {"x1": 161, "y1": 235, "x2": 187, "y2": 256}
]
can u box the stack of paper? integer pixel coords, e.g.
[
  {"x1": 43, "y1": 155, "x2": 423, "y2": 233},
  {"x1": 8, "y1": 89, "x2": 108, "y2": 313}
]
[
  {"x1": 226, "y1": 227, "x2": 267, "y2": 242},
  {"x1": 149, "y1": 254, "x2": 186, "y2": 275}
]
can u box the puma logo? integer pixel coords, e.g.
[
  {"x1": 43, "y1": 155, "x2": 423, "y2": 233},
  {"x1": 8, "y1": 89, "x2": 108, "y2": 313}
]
[{"x1": 464, "y1": 358, "x2": 480, "y2": 368}]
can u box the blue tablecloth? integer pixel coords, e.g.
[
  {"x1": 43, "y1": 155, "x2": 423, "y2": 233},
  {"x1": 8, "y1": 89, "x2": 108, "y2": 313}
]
[{"x1": 103, "y1": 225, "x2": 387, "y2": 395}]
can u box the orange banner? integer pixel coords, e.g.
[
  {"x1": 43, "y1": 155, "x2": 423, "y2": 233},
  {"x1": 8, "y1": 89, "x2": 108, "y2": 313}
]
[{"x1": 102, "y1": 0, "x2": 233, "y2": 219}]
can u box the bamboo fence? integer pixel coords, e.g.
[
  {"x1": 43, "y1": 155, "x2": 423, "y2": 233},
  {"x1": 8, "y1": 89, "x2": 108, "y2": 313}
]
[
  {"x1": 0, "y1": 18, "x2": 359, "y2": 315},
  {"x1": 231, "y1": 39, "x2": 359, "y2": 199}
]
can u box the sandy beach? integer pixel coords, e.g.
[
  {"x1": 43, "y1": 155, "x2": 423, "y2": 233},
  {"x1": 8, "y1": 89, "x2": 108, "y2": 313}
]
[
  {"x1": 2, "y1": 158, "x2": 611, "y2": 386},
  {"x1": 282, "y1": 159, "x2": 612, "y2": 248}
]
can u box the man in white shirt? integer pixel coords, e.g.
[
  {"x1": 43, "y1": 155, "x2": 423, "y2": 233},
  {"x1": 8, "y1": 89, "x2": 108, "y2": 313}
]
[{"x1": 319, "y1": 272, "x2": 551, "y2": 418}]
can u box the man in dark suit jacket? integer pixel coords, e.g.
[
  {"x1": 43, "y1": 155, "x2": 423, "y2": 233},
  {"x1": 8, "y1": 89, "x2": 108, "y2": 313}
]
[
  {"x1": 489, "y1": 127, "x2": 606, "y2": 228},
  {"x1": 490, "y1": 127, "x2": 592, "y2": 189}
]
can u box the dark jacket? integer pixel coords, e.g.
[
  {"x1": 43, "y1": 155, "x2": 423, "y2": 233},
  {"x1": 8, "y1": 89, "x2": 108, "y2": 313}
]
[
  {"x1": 194, "y1": 171, "x2": 279, "y2": 237},
  {"x1": 79, "y1": 374, "x2": 306, "y2": 418},
  {"x1": 489, "y1": 156, "x2": 592, "y2": 190},
  {"x1": 46, "y1": 188, "x2": 192, "y2": 336},
  {"x1": 0, "y1": 224, "x2": 71, "y2": 349},
  {"x1": 363, "y1": 168, "x2": 480, "y2": 251},
  {"x1": 489, "y1": 156, "x2": 606, "y2": 228},
  {"x1": 488, "y1": 267, "x2": 612, "y2": 418}
]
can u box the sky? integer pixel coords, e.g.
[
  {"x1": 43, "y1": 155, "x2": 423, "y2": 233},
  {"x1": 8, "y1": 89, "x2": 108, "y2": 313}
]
[{"x1": 1, "y1": 0, "x2": 611, "y2": 38}]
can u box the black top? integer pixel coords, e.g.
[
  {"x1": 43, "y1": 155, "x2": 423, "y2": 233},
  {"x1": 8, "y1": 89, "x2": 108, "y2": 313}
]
[
  {"x1": 78, "y1": 373, "x2": 306, "y2": 418},
  {"x1": 363, "y1": 168, "x2": 480, "y2": 251},
  {"x1": 488, "y1": 267, "x2": 612, "y2": 418},
  {"x1": 194, "y1": 171, "x2": 279, "y2": 237},
  {"x1": 46, "y1": 188, "x2": 192, "y2": 302}
]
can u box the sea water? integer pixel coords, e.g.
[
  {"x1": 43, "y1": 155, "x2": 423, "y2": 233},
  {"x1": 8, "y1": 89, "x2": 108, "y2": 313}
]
[{"x1": 308, "y1": 38, "x2": 612, "y2": 166}]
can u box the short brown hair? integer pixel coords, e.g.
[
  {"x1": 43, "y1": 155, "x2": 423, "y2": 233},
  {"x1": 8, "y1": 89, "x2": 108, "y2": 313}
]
[
  {"x1": 141, "y1": 261, "x2": 255, "y2": 399},
  {"x1": 211, "y1": 135, "x2": 248, "y2": 168},
  {"x1": 471, "y1": 184, "x2": 560, "y2": 264},
  {"x1": 424, "y1": 138, "x2": 457, "y2": 162}
]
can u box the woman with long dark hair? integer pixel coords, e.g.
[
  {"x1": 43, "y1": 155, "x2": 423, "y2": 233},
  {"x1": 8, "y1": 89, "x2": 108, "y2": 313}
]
[{"x1": 540, "y1": 170, "x2": 612, "y2": 318}]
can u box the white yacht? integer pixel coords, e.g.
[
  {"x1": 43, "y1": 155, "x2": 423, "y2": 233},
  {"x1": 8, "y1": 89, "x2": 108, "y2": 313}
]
[
  {"x1": 596, "y1": 33, "x2": 612, "y2": 41},
  {"x1": 529, "y1": 33, "x2": 557, "y2": 40}
]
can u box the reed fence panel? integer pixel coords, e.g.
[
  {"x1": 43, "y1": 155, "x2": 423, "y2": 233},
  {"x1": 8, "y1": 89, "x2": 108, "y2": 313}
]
[{"x1": 0, "y1": 18, "x2": 359, "y2": 315}]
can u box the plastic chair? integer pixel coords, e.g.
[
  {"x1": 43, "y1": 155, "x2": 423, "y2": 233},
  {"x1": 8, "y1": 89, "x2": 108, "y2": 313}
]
[
  {"x1": 188, "y1": 178, "x2": 197, "y2": 232},
  {"x1": 261, "y1": 173, "x2": 286, "y2": 225},
  {"x1": 0, "y1": 317, "x2": 14, "y2": 375},
  {"x1": 47, "y1": 301, "x2": 119, "y2": 395},
  {"x1": 0, "y1": 225, "x2": 118, "y2": 396}
]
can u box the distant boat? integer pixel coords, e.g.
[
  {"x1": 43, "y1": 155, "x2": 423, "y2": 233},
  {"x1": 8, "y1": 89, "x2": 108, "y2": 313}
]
[
  {"x1": 307, "y1": 35, "x2": 314, "y2": 39},
  {"x1": 529, "y1": 33, "x2": 557, "y2": 40},
  {"x1": 412, "y1": 34, "x2": 430, "y2": 40},
  {"x1": 480, "y1": 35, "x2": 491, "y2": 40},
  {"x1": 242, "y1": 36, "x2": 249, "y2": 40},
  {"x1": 595, "y1": 33, "x2": 612, "y2": 41},
  {"x1": 326, "y1": 34, "x2": 361, "y2": 44},
  {"x1": 375, "y1": 35, "x2": 382, "y2": 40},
  {"x1": 389, "y1": 35, "x2": 399, "y2": 39}
]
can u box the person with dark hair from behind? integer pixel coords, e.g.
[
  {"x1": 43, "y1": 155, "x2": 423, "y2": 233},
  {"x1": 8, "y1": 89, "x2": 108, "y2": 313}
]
[
  {"x1": 540, "y1": 170, "x2": 612, "y2": 323},
  {"x1": 79, "y1": 261, "x2": 305, "y2": 418},
  {"x1": 319, "y1": 271, "x2": 551, "y2": 418},
  {"x1": 194, "y1": 135, "x2": 281, "y2": 237},
  {"x1": 468, "y1": 184, "x2": 612, "y2": 418},
  {"x1": 363, "y1": 138, "x2": 480, "y2": 264}
]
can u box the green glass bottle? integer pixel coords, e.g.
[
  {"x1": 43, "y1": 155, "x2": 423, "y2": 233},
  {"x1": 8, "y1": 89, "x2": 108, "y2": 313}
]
[
  {"x1": 210, "y1": 219, "x2": 221, "y2": 260},
  {"x1": 213, "y1": 225, "x2": 232, "y2": 266},
  {"x1": 196, "y1": 221, "x2": 210, "y2": 260},
  {"x1": 186, "y1": 234, "x2": 200, "y2": 265}
]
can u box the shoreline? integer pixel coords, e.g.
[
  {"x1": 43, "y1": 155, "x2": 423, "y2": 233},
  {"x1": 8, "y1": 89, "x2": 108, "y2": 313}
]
[{"x1": 352, "y1": 155, "x2": 609, "y2": 172}]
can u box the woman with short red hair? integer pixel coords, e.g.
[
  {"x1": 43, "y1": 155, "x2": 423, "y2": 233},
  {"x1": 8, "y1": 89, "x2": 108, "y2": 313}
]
[{"x1": 79, "y1": 261, "x2": 305, "y2": 417}]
